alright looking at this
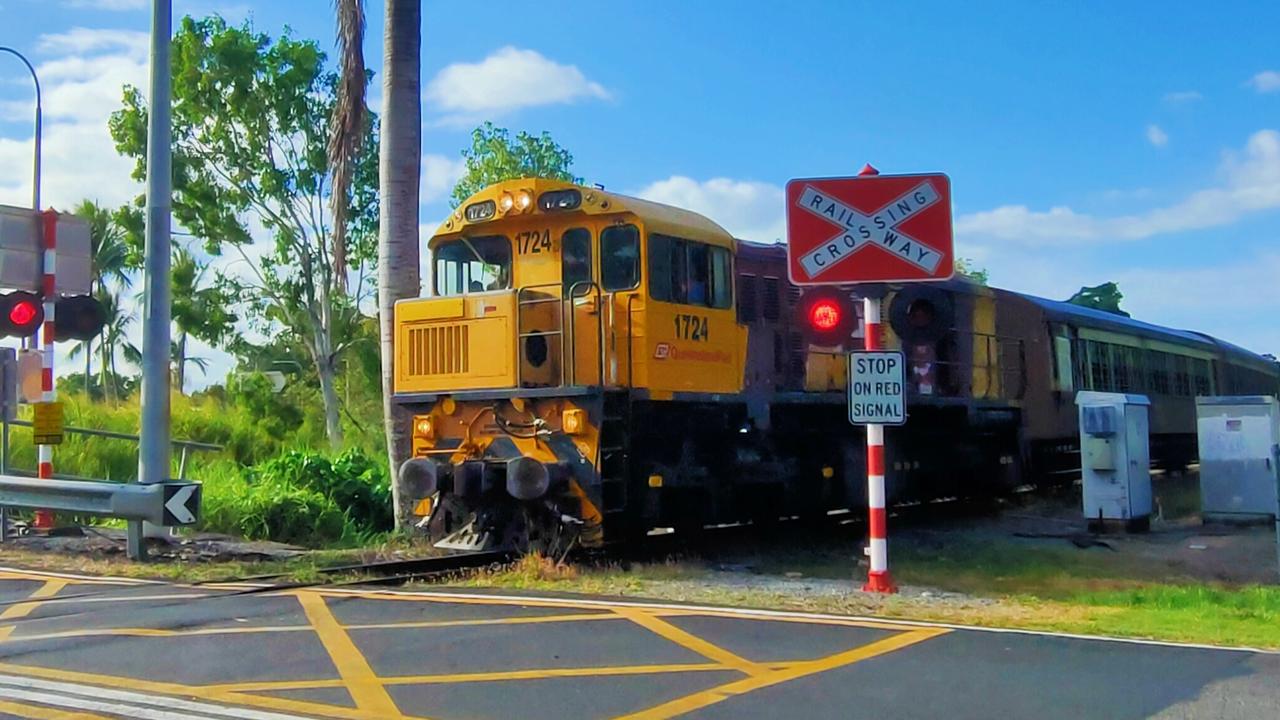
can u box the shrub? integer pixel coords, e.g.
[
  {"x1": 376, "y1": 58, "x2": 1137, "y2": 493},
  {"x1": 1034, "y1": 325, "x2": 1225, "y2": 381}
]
[
  {"x1": 247, "y1": 448, "x2": 393, "y2": 533},
  {"x1": 199, "y1": 459, "x2": 352, "y2": 546}
]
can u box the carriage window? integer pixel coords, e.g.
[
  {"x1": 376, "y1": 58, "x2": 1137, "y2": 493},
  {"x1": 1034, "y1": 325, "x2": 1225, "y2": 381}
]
[
  {"x1": 561, "y1": 228, "x2": 592, "y2": 297},
  {"x1": 738, "y1": 274, "x2": 758, "y2": 322},
  {"x1": 762, "y1": 277, "x2": 781, "y2": 320},
  {"x1": 601, "y1": 224, "x2": 640, "y2": 290},
  {"x1": 433, "y1": 236, "x2": 511, "y2": 296}
]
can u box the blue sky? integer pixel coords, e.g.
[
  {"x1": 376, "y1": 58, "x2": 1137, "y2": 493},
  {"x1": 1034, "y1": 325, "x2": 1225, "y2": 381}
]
[{"x1": 1, "y1": 0, "x2": 1279, "y2": 386}]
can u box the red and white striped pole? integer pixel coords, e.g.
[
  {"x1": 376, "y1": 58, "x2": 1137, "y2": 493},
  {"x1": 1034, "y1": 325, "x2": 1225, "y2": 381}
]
[
  {"x1": 862, "y1": 294, "x2": 895, "y2": 593},
  {"x1": 34, "y1": 209, "x2": 56, "y2": 530},
  {"x1": 857, "y1": 162, "x2": 895, "y2": 593}
]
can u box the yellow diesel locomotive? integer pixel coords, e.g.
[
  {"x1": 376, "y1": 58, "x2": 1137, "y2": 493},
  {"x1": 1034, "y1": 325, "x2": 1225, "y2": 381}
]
[{"x1": 393, "y1": 179, "x2": 1278, "y2": 552}]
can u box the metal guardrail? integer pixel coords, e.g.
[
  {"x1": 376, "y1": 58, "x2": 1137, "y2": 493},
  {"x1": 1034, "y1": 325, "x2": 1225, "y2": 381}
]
[
  {"x1": 2, "y1": 418, "x2": 222, "y2": 481},
  {"x1": 0, "y1": 474, "x2": 200, "y2": 528}
]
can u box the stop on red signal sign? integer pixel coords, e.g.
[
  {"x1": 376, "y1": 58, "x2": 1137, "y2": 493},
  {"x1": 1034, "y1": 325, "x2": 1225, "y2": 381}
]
[{"x1": 785, "y1": 173, "x2": 954, "y2": 285}]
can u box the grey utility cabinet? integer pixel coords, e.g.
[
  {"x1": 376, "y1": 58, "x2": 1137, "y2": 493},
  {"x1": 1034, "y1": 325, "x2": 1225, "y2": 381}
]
[
  {"x1": 1076, "y1": 391, "x2": 1152, "y2": 530},
  {"x1": 1196, "y1": 396, "x2": 1280, "y2": 521}
]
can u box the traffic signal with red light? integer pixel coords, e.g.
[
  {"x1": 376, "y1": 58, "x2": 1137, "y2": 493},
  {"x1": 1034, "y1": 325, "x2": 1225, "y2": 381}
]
[
  {"x1": 796, "y1": 288, "x2": 857, "y2": 347},
  {"x1": 0, "y1": 292, "x2": 44, "y2": 338},
  {"x1": 54, "y1": 295, "x2": 107, "y2": 342}
]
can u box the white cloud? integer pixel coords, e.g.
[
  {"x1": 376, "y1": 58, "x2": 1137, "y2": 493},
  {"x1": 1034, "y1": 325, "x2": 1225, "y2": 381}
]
[
  {"x1": 955, "y1": 129, "x2": 1280, "y2": 245},
  {"x1": 1247, "y1": 70, "x2": 1280, "y2": 94},
  {"x1": 63, "y1": 0, "x2": 146, "y2": 9},
  {"x1": 1162, "y1": 90, "x2": 1202, "y2": 104},
  {"x1": 632, "y1": 176, "x2": 786, "y2": 243},
  {"x1": 421, "y1": 154, "x2": 466, "y2": 203},
  {"x1": 0, "y1": 28, "x2": 147, "y2": 210},
  {"x1": 36, "y1": 27, "x2": 148, "y2": 55},
  {"x1": 425, "y1": 46, "x2": 610, "y2": 123},
  {"x1": 1146, "y1": 124, "x2": 1168, "y2": 147}
]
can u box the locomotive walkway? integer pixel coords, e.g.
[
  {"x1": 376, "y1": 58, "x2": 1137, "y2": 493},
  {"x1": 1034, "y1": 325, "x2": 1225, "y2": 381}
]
[{"x1": 0, "y1": 566, "x2": 1274, "y2": 719}]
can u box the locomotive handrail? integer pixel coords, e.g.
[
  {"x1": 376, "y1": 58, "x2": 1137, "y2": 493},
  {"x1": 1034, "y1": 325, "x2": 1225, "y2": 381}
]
[
  {"x1": 515, "y1": 281, "x2": 605, "y2": 388},
  {"x1": 626, "y1": 294, "x2": 639, "y2": 388},
  {"x1": 516, "y1": 283, "x2": 569, "y2": 388},
  {"x1": 565, "y1": 280, "x2": 605, "y2": 387}
]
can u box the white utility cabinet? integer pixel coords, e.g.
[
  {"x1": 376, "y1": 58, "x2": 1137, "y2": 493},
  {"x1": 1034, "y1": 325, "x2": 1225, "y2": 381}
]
[
  {"x1": 1196, "y1": 396, "x2": 1280, "y2": 521},
  {"x1": 1075, "y1": 391, "x2": 1152, "y2": 529}
]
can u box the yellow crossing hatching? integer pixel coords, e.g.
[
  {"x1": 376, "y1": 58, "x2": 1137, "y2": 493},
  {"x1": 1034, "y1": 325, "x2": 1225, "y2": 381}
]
[
  {"x1": 295, "y1": 590, "x2": 407, "y2": 719},
  {"x1": 0, "y1": 579, "x2": 67, "y2": 641},
  {"x1": 0, "y1": 567, "x2": 951, "y2": 720}
]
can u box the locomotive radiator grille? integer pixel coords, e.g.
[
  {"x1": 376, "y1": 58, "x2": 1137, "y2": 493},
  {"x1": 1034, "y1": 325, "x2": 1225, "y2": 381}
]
[{"x1": 408, "y1": 324, "x2": 470, "y2": 376}]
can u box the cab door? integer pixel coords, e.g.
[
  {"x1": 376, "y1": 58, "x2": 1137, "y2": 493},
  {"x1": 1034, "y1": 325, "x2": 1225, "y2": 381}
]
[{"x1": 562, "y1": 226, "x2": 603, "y2": 386}]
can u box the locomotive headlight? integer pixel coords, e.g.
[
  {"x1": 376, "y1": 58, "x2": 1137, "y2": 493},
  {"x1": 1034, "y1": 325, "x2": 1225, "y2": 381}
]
[
  {"x1": 498, "y1": 193, "x2": 515, "y2": 213},
  {"x1": 562, "y1": 408, "x2": 586, "y2": 435},
  {"x1": 413, "y1": 415, "x2": 435, "y2": 439}
]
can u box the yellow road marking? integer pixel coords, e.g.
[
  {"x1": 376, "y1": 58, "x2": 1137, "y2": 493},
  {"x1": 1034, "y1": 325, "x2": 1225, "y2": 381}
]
[
  {"x1": 0, "y1": 662, "x2": 422, "y2": 720},
  {"x1": 295, "y1": 591, "x2": 404, "y2": 719},
  {"x1": 0, "y1": 610, "x2": 622, "y2": 645},
  {"x1": 0, "y1": 698, "x2": 109, "y2": 720},
  {"x1": 0, "y1": 580, "x2": 68, "y2": 641},
  {"x1": 616, "y1": 627, "x2": 950, "y2": 720},
  {"x1": 207, "y1": 662, "x2": 741, "y2": 693},
  {"x1": 613, "y1": 607, "x2": 768, "y2": 677}
]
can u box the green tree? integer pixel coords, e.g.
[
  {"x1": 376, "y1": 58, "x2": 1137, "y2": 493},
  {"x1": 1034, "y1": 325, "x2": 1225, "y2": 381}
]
[
  {"x1": 171, "y1": 245, "x2": 238, "y2": 393},
  {"x1": 449, "y1": 122, "x2": 580, "y2": 208},
  {"x1": 954, "y1": 257, "x2": 989, "y2": 285},
  {"x1": 70, "y1": 200, "x2": 136, "y2": 393},
  {"x1": 108, "y1": 16, "x2": 379, "y2": 448},
  {"x1": 1066, "y1": 282, "x2": 1130, "y2": 317}
]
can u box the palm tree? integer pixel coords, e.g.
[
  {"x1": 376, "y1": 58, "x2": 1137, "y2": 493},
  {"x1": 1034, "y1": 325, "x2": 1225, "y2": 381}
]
[
  {"x1": 97, "y1": 290, "x2": 139, "y2": 401},
  {"x1": 332, "y1": 0, "x2": 422, "y2": 525},
  {"x1": 328, "y1": 0, "x2": 366, "y2": 294},
  {"x1": 72, "y1": 200, "x2": 133, "y2": 392},
  {"x1": 377, "y1": 0, "x2": 422, "y2": 527},
  {"x1": 167, "y1": 244, "x2": 237, "y2": 393}
]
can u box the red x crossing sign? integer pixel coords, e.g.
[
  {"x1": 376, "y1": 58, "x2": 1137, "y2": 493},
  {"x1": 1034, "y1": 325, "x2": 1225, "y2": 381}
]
[{"x1": 784, "y1": 173, "x2": 954, "y2": 285}]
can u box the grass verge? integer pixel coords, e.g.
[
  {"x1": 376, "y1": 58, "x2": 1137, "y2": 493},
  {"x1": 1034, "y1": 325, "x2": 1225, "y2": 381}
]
[{"x1": 448, "y1": 545, "x2": 1280, "y2": 650}]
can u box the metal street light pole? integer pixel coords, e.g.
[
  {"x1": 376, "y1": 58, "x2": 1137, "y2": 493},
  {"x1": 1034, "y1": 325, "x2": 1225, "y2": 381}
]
[
  {"x1": 130, "y1": 0, "x2": 173, "y2": 561},
  {"x1": 0, "y1": 46, "x2": 41, "y2": 211}
]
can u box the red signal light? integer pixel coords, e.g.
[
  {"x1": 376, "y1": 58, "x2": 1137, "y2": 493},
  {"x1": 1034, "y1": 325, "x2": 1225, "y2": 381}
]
[
  {"x1": 0, "y1": 292, "x2": 44, "y2": 338},
  {"x1": 809, "y1": 300, "x2": 841, "y2": 331},
  {"x1": 9, "y1": 299, "x2": 38, "y2": 327}
]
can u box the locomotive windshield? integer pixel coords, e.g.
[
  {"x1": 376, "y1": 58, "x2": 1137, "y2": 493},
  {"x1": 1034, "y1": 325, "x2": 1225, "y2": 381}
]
[{"x1": 433, "y1": 235, "x2": 512, "y2": 295}]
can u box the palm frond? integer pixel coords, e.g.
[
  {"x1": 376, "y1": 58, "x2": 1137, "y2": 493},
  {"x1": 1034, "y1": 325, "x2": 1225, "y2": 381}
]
[{"x1": 327, "y1": 0, "x2": 366, "y2": 294}]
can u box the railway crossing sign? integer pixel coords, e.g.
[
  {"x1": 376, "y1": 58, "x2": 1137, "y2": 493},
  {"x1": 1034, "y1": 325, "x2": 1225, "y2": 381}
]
[
  {"x1": 785, "y1": 173, "x2": 954, "y2": 285},
  {"x1": 848, "y1": 350, "x2": 906, "y2": 426}
]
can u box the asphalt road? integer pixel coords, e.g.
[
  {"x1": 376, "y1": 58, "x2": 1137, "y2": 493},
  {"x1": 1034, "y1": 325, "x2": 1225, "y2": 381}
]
[{"x1": 0, "y1": 566, "x2": 1275, "y2": 720}]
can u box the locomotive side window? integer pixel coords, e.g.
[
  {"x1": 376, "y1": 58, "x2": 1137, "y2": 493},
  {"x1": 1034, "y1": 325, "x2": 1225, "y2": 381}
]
[
  {"x1": 649, "y1": 234, "x2": 733, "y2": 309},
  {"x1": 433, "y1": 235, "x2": 512, "y2": 295},
  {"x1": 561, "y1": 227, "x2": 592, "y2": 297},
  {"x1": 709, "y1": 247, "x2": 732, "y2": 309},
  {"x1": 601, "y1": 224, "x2": 640, "y2": 290}
]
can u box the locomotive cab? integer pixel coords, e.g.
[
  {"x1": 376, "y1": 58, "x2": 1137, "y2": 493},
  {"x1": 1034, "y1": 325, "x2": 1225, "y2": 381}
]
[{"x1": 394, "y1": 179, "x2": 748, "y2": 551}]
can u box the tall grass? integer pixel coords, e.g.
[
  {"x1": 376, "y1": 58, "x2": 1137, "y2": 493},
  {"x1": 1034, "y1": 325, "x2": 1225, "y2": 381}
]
[{"x1": 14, "y1": 385, "x2": 392, "y2": 548}]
